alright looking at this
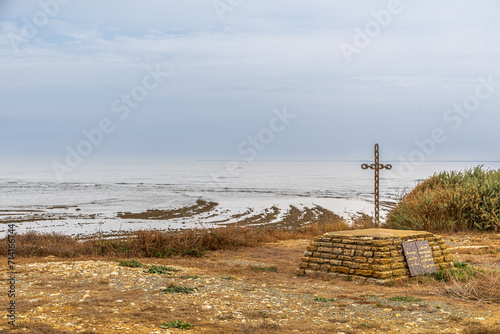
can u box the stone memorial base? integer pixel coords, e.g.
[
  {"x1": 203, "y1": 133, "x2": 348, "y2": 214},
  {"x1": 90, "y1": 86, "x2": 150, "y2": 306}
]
[{"x1": 297, "y1": 228, "x2": 453, "y2": 284}]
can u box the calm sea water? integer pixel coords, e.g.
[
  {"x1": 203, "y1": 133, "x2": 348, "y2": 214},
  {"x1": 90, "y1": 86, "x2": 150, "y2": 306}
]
[{"x1": 1, "y1": 161, "x2": 499, "y2": 237}]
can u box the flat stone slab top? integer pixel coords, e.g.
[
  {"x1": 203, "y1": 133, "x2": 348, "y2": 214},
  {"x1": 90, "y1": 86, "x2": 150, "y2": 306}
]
[{"x1": 324, "y1": 228, "x2": 429, "y2": 238}]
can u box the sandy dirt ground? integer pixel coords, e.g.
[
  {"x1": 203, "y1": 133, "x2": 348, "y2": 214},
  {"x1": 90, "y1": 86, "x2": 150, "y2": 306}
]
[{"x1": 1, "y1": 232, "x2": 499, "y2": 334}]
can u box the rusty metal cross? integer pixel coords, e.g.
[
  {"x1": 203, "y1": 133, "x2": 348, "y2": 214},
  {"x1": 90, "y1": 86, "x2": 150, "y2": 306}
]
[{"x1": 361, "y1": 144, "x2": 392, "y2": 226}]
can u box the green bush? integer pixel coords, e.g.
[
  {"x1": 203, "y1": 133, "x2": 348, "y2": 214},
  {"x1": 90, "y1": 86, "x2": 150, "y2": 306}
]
[{"x1": 387, "y1": 166, "x2": 500, "y2": 231}]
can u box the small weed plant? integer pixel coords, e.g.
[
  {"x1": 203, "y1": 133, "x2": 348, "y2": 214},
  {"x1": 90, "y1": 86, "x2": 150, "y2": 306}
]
[
  {"x1": 314, "y1": 297, "x2": 336, "y2": 302},
  {"x1": 251, "y1": 266, "x2": 278, "y2": 273},
  {"x1": 161, "y1": 285, "x2": 197, "y2": 294},
  {"x1": 117, "y1": 259, "x2": 145, "y2": 268},
  {"x1": 144, "y1": 265, "x2": 178, "y2": 274},
  {"x1": 389, "y1": 296, "x2": 421, "y2": 302},
  {"x1": 180, "y1": 275, "x2": 200, "y2": 279},
  {"x1": 161, "y1": 320, "x2": 194, "y2": 330},
  {"x1": 433, "y1": 262, "x2": 477, "y2": 282}
]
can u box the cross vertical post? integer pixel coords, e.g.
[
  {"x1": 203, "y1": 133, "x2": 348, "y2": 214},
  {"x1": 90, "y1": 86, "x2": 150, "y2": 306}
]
[{"x1": 361, "y1": 144, "x2": 392, "y2": 226}]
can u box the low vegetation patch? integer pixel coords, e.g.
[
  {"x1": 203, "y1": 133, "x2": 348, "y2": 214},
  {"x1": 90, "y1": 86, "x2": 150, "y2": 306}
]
[
  {"x1": 357, "y1": 322, "x2": 380, "y2": 329},
  {"x1": 444, "y1": 271, "x2": 500, "y2": 303},
  {"x1": 314, "y1": 297, "x2": 336, "y2": 302},
  {"x1": 160, "y1": 320, "x2": 194, "y2": 330},
  {"x1": 180, "y1": 275, "x2": 200, "y2": 279},
  {"x1": 161, "y1": 285, "x2": 197, "y2": 294},
  {"x1": 117, "y1": 259, "x2": 145, "y2": 268},
  {"x1": 144, "y1": 265, "x2": 178, "y2": 274},
  {"x1": 433, "y1": 261, "x2": 477, "y2": 281},
  {"x1": 251, "y1": 266, "x2": 278, "y2": 273},
  {"x1": 461, "y1": 320, "x2": 500, "y2": 334},
  {"x1": 389, "y1": 296, "x2": 421, "y2": 302},
  {"x1": 387, "y1": 166, "x2": 500, "y2": 232},
  {"x1": 432, "y1": 262, "x2": 500, "y2": 303}
]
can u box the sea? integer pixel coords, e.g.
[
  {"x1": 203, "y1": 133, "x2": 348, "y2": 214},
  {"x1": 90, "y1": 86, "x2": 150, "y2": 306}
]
[{"x1": 1, "y1": 160, "x2": 499, "y2": 238}]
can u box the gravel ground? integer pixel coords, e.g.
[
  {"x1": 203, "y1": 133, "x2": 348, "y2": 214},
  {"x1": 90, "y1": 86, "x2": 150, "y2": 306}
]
[{"x1": 1, "y1": 237, "x2": 499, "y2": 334}]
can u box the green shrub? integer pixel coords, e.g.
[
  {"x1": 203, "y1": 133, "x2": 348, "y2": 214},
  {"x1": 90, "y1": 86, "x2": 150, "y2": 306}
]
[
  {"x1": 387, "y1": 166, "x2": 500, "y2": 231},
  {"x1": 111, "y1": 241, "x2": 129, "y2": 253},
  {"x1": 182, "y1": 247, "x2": 205, "y2": 258}
]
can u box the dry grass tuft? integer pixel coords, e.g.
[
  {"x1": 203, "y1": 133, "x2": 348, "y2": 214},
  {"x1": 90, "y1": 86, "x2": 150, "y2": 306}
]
[
  {"x1": 2, "y1": 231, "x2": 94, "y2": 257},
  {"x1": 461, "y1": 320, "x2": 500, "y2": 334},
  {"x1": 444, "y1": 271, "x2": 500, "y2": 303},
  {"x1": 350, "y1": 212, "x2": 377, "y2": 229}
]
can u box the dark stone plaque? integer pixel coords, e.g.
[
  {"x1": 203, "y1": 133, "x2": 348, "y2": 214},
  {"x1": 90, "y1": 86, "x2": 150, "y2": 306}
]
[
  {"x1": 416, "y1": 241, "x2": 437, "y2": 274},
  {"x1": 402, "y1": 242, "x2": 424, "y2": 276},
  {"x1": 402, "y1": 241, "x2": 437, "y2": 276}
]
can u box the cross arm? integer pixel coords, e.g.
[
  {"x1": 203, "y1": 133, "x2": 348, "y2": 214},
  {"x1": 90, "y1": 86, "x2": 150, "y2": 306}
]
[{"x1": 361, "y1": 163, "x2": 392, "y2": 170}]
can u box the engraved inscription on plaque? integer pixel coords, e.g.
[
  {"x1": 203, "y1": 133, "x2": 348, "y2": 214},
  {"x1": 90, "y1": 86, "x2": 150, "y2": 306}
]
[
  {"x1": 402, "y1": 241, "x2": 437, "y2": 276},
  {"x1": 415, "y1": 241, "x2": 437, "y2": 274},
  {"x1": 402, "y1": 242, "x2": 423, "y2": 276}
]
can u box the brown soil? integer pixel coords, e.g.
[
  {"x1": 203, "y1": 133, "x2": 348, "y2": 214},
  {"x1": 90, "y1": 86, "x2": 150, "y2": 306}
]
[{"x1": 1, "y1": 233, "x2": 499, "y2": 334}]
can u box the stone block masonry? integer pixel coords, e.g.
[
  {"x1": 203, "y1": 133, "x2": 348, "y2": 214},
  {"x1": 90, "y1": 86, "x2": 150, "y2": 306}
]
[{"x1": 297, "y1": 228, "x2": 453, "y2": 284}]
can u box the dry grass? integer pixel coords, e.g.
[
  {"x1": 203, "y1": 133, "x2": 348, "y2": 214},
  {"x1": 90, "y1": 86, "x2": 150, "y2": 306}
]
[
  {"x1": 349, "y1": 212, "x2": 377, "y2": 229},
  {"x1": 0, "y1": 231, "x2": 95, "y2": 257},
  {"x1": 461, "y1": 320, "x2": 500, "y2": 334},
  {"x1": 0, "y1": 219, "x2": 351, "y2": 259},
  {"x1": 444, "y1": 271, "x2": 500, "y2": 303}
]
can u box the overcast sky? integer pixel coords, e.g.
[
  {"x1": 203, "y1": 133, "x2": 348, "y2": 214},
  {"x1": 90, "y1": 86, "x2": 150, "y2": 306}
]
[{"x1": 1, "y1": 0, "x2": 499, "y2": 164}]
